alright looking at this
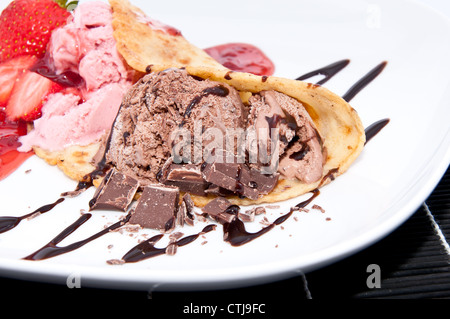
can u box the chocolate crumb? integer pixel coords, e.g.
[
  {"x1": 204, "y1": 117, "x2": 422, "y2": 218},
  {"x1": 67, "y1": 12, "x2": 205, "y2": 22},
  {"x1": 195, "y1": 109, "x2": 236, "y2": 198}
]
[
  {"x1": 260, "y1": 216, "x2": 271, "y2": 226},
  {"x1": 255, "y1": 207, "x2": 266, "y2": 215},
  {"x1": 312, "y1": 204, "x2": 326, "y2": 213},
  {"x1": 166, "y1": 243, "x2": 178, "y2": 256},
  {"x1": 106, "y1": 259, "x2": 125, "y2": 265},
  {"x1": 239, "y1": 209, "x2": 255, "y2": 222},
  {"x1": 169, "y1": 232, "x2": 184, "y2": 241}
]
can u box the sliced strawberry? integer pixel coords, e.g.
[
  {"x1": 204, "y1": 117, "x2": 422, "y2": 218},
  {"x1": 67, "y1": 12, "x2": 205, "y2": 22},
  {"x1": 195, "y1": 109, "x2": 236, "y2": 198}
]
[
  {"x1": 6, "y1": 71, "x2": 62, "y2": 121},
  {"x1": 0, "y1": 56, "x2": 38, "y2": 106}
]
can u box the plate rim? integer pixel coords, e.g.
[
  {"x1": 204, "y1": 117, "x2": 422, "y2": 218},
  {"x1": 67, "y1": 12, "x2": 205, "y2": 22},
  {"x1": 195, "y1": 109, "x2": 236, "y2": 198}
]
[{"x1": 1, "y1": 0, "x2": 450, "y2": 291}]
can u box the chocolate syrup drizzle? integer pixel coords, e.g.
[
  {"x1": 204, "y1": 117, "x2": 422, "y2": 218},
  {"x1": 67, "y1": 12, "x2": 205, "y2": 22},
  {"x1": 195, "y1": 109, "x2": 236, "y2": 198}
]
[
  {"x1": 364, "y1": 118, "x2": 390, "y2": 144},
  {"x1": 23, "y1": 213, "x2": 132, "y2": 261},
  {"x1": 0, "y1": 198, "x2": 65, "y2": 234},
  {"x1": 184, "y1": 85, "x2": 230, "y2": 119},
  {"x1": 296, "y1": 59, "x2": 350, "y2": 85},
  {"x1": 342, "y1": 61, "x2": 388, "y2": 102},
  {"x1": 223, "y1": 189, "x2": 320, "y2": 247},
  {"x1": 0, "y1": 58, "x2": 390, "y2": 263},
  {"x1": 297, "y1": 59, "x2": 390, "y2": 142},
  {"x1": 122, "y1": 224, "x2": 216, "y2": 263}
]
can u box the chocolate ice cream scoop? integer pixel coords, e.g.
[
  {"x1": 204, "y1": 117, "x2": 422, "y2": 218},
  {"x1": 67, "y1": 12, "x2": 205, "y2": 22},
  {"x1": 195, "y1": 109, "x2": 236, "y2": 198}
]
[
  {"x1": 106, "y1": 68, "x2": 247, "y2": 185},
  {"x1": 247, "y1": 90, "x2": 325, "y2": 184}
]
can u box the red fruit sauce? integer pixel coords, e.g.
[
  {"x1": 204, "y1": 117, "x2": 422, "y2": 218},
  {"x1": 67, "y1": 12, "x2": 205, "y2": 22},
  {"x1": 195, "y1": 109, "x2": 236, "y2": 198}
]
[
  {"x1": 0, "y1": 107, "x2": 33, "y2": 180},
  {"x1": 205, "y1": 43, "x2": 275, "y2": 76}
]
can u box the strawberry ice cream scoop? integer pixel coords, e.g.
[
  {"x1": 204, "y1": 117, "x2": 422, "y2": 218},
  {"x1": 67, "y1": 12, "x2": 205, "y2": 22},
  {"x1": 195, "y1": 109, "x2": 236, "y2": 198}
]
[
  {"x1": 18, "y1": 1, "x2": 133, "y2": 152},
  {"x1": 19, "y1": 83, "x2": 128, "y2": 152},
  {"x1": 49, "y1": 1, "x2": 131, "y2": 90}
]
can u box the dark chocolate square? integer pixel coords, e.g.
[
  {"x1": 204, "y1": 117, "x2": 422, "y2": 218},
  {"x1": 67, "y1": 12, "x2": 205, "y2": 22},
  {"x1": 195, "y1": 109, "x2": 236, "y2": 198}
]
[
  {"x1": 89, "y1": 168, "x2": 139, "y2": 211},
  {"x1": 129, "y1": 184, "x2": 179, "y2": 231},
  {"x1": 160, "y1": 163, "x2": 209, "y2": 196},
  {"x1": 202, "y1": 161, "x2": 279, "y2": 200},
  {"x1": 201, "y1": 197, "x2": 236, "y2": 224}
]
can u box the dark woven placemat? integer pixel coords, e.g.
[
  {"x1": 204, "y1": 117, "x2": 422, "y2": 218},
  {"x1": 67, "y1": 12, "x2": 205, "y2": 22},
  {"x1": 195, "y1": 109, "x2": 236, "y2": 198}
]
[{"x1": 305, "y1": 165, "x2": 450, "y2": 299}]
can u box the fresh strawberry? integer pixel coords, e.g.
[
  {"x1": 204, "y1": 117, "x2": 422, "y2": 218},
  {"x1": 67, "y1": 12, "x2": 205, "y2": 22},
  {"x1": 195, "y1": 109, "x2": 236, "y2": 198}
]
[
  {"x1": 0, "y1": 55, "x2": 38, "y2": 106},
  {"x1": 0, "y1": 0, "x2": 72, "y2": 63},
  {"x1": 6, "y1": 70, "x2": 62, "y2": 121}
]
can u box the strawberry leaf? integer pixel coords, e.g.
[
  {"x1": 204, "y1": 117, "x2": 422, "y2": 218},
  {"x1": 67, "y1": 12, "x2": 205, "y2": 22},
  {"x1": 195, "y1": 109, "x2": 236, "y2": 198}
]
[{"x1": 54, "y1": 0, "x2": 79, "y2": 11}]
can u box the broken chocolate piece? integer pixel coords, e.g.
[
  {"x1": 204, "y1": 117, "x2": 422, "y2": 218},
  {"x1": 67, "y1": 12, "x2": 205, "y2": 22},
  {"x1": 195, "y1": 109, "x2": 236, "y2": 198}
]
[
  {"x1": 129, "y1": 184, "x2": 179, "y2": 230},
  {"x1": 159, "y1": 162, "x2": 210, "y2": 196},
  {"x1": 175, "y1": 194, "x2": 196, "y2": 227},
  {"x1": 89, "y1": 168, "x2": 139, "y2": 211},
  {"x1": 239, "y1": 206, "x2": 266, "y2": 222},
  {"x1": 239, "y1": 209, "x2": 256, "y2": 222},
  {"x1": 201, "y1": 197, "x2": 237, "y2": 224},
  {"x1": 176, "y1": 201, "x2": 186, "y2": 227},
  {"x1": 182, "y1": 193, "x2": 195, "y2": 226},
  {"x1": 204, "y1": 184, "x2": 234, "y2": 197},
  {"x1": 201, "y1": 160, "x2": 279, "y2": 200}
]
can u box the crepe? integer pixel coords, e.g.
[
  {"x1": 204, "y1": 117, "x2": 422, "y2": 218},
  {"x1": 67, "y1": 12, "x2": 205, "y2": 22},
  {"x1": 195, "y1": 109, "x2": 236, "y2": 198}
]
[
  {"x1": 31, "y1": 0, "x2": 365, "y2": 208},
  {"x1": 108, "y1": 0, "x2": 226, "y2": 73},
  {"x1": 32, "y1": 141, "x2": 102, "y2": 182}
]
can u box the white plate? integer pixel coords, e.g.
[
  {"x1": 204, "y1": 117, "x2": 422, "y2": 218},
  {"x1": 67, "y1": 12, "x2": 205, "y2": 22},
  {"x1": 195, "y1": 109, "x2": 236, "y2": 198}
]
[{"x1": 1, "y1": 0, "x2": 449, "y2": 291}]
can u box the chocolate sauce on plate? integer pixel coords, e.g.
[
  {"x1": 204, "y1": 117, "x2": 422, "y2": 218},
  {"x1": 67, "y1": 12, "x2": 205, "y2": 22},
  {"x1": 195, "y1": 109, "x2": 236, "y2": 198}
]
[
  {"x1": 223, "y1": 189, "x2": 320, "y2": 247},
  {"x1": 0, "y1": 198, "x2": 65, "y2": 234},
  {"x1": 23, "y1": 213, "x2": 132, "y2": 261},
  {"x1": 296, "y1": 59, "x2": 350, "y2": 85},
  {"x1": 342, "y1": 61, "x2": 388, "y2": 102},
  {"x1": 364, "y1": 118, "x2": 390, "y2": 144},
  {"x1": 122, "y1": 224, "x2": 216, "y2": 263}
]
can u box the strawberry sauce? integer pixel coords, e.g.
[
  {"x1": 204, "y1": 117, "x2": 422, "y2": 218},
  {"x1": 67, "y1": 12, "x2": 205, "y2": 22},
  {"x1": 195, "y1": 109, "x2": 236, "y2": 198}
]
[
  {"x1": 205, "y1": 43, "x2": 275, "y2": 76},
  {"x1": 0, "y1": 108, "x2": 33, "y2": 180}
]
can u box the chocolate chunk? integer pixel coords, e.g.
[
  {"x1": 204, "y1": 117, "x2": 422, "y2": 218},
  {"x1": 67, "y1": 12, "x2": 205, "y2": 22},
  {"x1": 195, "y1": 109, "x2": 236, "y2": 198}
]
[
  {"x1": 176, "y1": 194, "x2": 196, "y2": 227},
  {"x1": 159, "y1": 161, "x2": 210, "y2": 196},
  {"x1": 239, "y1": 209, "x2": 256, "y2": 222},
  {"x1": 239, "y1": 206, "x2": 266, "y2": 222},
  {"x1": 176, "y1": 200, "x2": 187, "y2": 227},
  {"x1": 204, "y1": 184, "x2": 234, "y2": 197},
  {"x1": 182, "y1": 193, "x2": 195, "y2": 226},
  {"x1": 129, "y1": 184, "x2": 179, "y2": 230},
  {"x1": 201, "y1": 160, "x2": 279, "y2": 200},
  {"x1": 201, "y1": 197, "x2": 237, "y2": 224},
  {"x1": 89, "y1": 168, "x2": 139, "y2": 211}
]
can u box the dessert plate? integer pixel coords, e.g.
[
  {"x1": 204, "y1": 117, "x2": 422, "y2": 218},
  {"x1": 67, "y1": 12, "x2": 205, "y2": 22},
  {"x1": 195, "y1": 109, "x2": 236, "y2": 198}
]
[{"x1": 1, "y1": 0, "x2": 450, "y2": 291}]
